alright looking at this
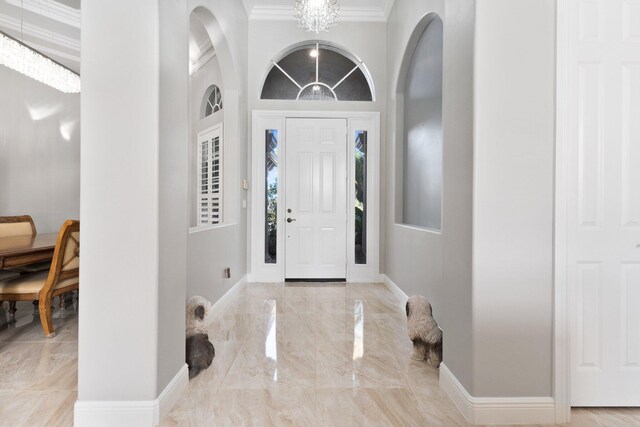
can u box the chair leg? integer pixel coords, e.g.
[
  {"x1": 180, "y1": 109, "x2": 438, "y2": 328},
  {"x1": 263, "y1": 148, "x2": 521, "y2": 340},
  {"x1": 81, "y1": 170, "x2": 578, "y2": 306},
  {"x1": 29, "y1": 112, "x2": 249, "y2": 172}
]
[
  {"x1": 8, "y1": 301, "x2": 17, "y2": 319},
  {"x1": 38, "y1": 294, "x2": 56, "y2": 338}
]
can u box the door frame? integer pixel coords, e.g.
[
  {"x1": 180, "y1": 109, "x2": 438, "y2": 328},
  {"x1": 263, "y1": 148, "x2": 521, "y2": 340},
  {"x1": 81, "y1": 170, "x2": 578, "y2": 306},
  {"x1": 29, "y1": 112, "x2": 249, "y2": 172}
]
[
  {"x1": 250, "y1": 110, "x2": 380, "y2": 283},
  {"x1": 554, "y1": 0, "x2": 570, "y2": 423}
]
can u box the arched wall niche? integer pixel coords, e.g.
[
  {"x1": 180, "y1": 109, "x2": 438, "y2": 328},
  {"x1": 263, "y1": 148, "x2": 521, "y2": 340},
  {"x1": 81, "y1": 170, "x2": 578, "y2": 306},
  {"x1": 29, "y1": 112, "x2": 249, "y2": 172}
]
[
  {"x1": 394, "y1": 13, "x2": 444, "y2": 231},
  {"x1": 258, "y1": 40, "x2": 376, "y2": 102},
  {"x1": 395, "y1": 13, "x2": 442, "y2": 94},
  {"x1": 188, "y1": 5, "x2": 240, "y2": 228},
  {"x1": 191, "y1": 5, "x2": 239, "y2": 92}
]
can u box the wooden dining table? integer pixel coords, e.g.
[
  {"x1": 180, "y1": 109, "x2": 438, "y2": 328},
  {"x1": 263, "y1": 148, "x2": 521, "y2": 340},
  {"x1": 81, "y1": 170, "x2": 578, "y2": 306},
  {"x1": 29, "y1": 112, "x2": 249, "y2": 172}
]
[{"x1": 0, "y1": 233, "x2": 58, "y2": 270}]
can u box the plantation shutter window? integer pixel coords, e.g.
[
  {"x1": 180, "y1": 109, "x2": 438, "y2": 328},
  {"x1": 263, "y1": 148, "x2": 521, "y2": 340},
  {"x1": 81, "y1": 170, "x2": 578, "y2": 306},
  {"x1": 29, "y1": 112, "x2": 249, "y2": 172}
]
[{"x1": 197, "y1": 125, "x2": 223, "y2": 226}]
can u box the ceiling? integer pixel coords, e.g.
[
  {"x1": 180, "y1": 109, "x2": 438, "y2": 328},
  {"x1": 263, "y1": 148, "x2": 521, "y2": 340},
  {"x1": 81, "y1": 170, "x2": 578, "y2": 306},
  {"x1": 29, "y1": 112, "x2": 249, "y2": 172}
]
[
  {"x1": 189, "y1": 13, "x2": 215, "y2": 75},
  {"x1": 243, "y1": 0, "x2": 396, "y2": 21},
  {"x1": 0, "y1": 0, "x2": 394, "y2": 77},
  {"x1": 0, "y1": 0, "x2": 80, "y2": 72}
]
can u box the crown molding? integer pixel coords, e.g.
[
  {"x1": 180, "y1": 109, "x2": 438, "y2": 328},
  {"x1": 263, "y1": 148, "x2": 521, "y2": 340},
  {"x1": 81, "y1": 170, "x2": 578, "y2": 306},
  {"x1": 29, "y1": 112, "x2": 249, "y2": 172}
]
[
  {"x1": 241, "y1": 0, "x2": 252, "y2": 17},
  {"x1": 384, "y1": 0, "x2": 396, "y2": 20},
  {"x1": 5, "y1": 0, "x2": 80, "y2": 28},
  {"x1": 249, "y1": 5, "x2": 387, "y2": 22},
  {"x1": 190, "y1": 44, "x2": 216, "y2": 76},
  {"x1": 0, "y1": 13, "x2": 79, "y2": 52}
]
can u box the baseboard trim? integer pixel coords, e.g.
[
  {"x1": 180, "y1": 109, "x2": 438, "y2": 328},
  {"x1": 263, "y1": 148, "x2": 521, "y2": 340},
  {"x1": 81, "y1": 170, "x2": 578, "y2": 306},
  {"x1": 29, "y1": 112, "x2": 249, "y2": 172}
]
[
  {"x1": 74, "y1": 363, "x2": 189, "y2": 427},
  {"x1": 156, "y1": 363, "x2": 189, "y2": 423},
  {"x1": 208, "y1": 274, "x2": 247, "y2": 323},
  {"x1": 381, "y1": 274, "x2": 409, "y2": 304},
  {"x1": 439, "y1": 363, "x2": 555, "y2": 425}
]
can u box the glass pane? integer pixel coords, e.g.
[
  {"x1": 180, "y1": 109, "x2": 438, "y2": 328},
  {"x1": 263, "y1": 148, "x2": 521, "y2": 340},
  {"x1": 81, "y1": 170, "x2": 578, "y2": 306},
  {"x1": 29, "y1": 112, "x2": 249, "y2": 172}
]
[
  {"x1": 265, "y1": 130, "x2": 279, "y2": 264},
  {"x1": 298, "y1": 84, "x2": 336, "y2": 101},
  {"x1": 261, "y1": 67, "x2": 300, "y2": 100},
  {"x1": 318, "y1": 48, "x2": 356, "y2": 87},
  {"x1": 334, "y1": 68, "x2": 372, "y2": 101},
  {"x1": 355, "y1": 131, "x2": 367, "y2": 265},
  {"x1": 277, "y1": 48, "x2": 316, "y2": 88}
]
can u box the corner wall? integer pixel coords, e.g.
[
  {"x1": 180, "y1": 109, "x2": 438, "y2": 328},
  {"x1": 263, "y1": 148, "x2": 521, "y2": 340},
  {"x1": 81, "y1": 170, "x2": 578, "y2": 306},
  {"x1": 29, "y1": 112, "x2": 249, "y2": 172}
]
[
  {"x1": 472, "y1": 0, "x2": 555, "y2": 398},
  {"x1": 385, "y1": 0, "x2": 476, "y2": 393},
  {"x1": 77, "y1": 0, "x2": 188, "y2": 424}
]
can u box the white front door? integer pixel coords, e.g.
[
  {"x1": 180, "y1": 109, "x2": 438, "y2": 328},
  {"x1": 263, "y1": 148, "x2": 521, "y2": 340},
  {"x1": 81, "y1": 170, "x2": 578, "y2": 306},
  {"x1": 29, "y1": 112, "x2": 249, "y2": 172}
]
[
  {"x1": 285, "y1": 118, "x2": 348, "y2": 280},
  {"x1": 567, "y1": 0, "x2": 640, "y2": 406}
]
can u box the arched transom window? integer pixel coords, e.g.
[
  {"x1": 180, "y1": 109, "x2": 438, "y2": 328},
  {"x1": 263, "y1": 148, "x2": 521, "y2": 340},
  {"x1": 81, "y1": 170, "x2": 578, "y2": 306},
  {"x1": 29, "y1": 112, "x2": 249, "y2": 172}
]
[
  {"x1": 261, "y1": 42, "x2": 374, "y2": 102},
  {"x1": 202, "y1": 84, "x2": 223, "y2": 118}
]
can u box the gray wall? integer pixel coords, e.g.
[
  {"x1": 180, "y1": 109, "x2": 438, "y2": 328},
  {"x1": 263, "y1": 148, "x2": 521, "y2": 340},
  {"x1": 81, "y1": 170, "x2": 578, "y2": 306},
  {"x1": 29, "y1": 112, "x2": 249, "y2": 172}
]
[
  {"x1": 158, "y1": 0, "x2": 189, "y2": 396},
  {"x1": 402, "y1": 17, "x2": 443, "y2": 230},
  {"x1": 472, "y1": 0, "x2": 555, "y2": 397},
  {"x1": 0, "y1": 66, "x2": 80, "y2": 233},
  {"x1": 186, "y1": 0, "x2": 249, "y2": 306},
  {"x1": 386, "y1": 0, "x2": 475, "y2": 393}
]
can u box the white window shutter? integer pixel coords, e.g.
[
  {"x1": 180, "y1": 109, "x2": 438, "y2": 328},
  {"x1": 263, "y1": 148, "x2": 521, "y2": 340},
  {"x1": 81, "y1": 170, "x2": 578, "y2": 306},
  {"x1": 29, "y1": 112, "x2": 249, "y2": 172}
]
[{"x1": 197, "y1": 125, "x2": 223, "y2": 226}]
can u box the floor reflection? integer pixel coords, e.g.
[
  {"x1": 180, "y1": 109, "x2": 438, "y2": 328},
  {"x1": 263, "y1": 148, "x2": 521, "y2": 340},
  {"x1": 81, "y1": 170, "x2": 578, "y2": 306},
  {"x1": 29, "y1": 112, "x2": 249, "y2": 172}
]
[{"x1": 264, "y1": 298, "x2": 277, "y2": 382}]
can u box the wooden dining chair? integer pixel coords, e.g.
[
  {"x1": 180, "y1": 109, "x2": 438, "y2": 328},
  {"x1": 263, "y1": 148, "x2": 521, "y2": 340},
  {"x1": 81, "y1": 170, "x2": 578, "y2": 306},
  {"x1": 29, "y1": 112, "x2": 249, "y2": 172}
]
[
  {"x1": 0, "y1": 215, "x2": 37, "y2": 237},
  {"x1": 0, "y1": 220, "x2": 79, "y2": 337},
  {"x1": 0, "y1": 215, "x2": 51, "y2": 274}
]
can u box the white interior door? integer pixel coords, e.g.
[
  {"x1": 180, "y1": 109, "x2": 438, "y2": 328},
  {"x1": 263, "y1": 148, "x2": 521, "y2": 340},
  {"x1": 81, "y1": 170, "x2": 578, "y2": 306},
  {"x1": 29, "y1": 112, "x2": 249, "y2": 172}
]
[
  {"x1": 568, "y1": 0, "x2": 640, "y2": 406},
  {"x1": 285, "y1": 118, "x2": 347, "y2": 279}
]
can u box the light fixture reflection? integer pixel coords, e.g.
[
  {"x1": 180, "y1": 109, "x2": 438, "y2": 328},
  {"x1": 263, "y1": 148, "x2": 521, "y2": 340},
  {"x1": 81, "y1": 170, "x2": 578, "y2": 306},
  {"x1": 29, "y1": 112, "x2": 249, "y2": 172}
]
[
  {"x1": 0, "y1": 30, "x2": 80, "y2": 93},
  {"x1": 60, "y1": 118, "x2": 78, "y2": 141},
  {"x1": 353, "y1": 299, "x2": 363, "y2": 361},
  {"x1": 309, "y1": 49, "x2": 318, "y2": 58},
  {"x1": 264, "y1": 299, "x2": 278, "y2": 382},
  {"x1": 26, "y1": 101, "x2": 62, "y2": 121}
]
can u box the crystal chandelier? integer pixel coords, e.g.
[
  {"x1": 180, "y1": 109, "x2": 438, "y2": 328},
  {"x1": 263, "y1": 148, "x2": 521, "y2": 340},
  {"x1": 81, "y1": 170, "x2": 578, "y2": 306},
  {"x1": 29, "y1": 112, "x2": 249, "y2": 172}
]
[
  {"x1": 0, "y1": 30, "x2": 80, "y2": 94},
  {"x1": 294, "y1": 0, "x2": 339, "y2": 34}
]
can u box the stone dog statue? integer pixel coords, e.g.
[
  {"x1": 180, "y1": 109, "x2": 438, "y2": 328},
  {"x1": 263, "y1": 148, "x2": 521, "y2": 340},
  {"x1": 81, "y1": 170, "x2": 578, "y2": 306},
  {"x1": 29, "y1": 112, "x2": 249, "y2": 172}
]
[
  {"x1": 406, "y1": 295, "x2": 442, "y2": 367},
  {"x1": 186, "y1": 295, "x2": 215, "y2": 379}
]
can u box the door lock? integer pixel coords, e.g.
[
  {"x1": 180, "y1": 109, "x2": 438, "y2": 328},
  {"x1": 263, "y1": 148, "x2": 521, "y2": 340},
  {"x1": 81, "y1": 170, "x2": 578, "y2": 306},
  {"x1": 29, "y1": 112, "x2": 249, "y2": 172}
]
[{"x1": 287, "y1": 218, "x2": 296, "y2": 223}]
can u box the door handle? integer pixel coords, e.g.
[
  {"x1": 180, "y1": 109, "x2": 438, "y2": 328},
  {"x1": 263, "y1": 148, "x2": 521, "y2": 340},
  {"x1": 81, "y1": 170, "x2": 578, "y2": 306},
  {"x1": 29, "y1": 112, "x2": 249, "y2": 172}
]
[{"x1": 287, "y1": 218, "x2": 296, "y2": 223}]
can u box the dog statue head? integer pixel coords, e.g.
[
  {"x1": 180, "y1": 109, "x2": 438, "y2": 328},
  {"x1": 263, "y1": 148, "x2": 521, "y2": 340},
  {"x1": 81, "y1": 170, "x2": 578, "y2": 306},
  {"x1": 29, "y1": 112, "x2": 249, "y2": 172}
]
[
  {"x1": 406, "y1": 295, "x2": 433, "y2": 319},
  {"x1": 186, "y1": 295, "x2": 212, "y2": 337}
]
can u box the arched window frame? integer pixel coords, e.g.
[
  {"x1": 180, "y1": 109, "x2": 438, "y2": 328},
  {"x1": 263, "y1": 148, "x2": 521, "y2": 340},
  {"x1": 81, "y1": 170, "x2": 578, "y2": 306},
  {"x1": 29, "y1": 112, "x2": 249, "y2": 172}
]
[
  {"x1": 260, "y1": 41, "x2": 376, "y2": 102},
  {"x1": 201, "y1": 84, "x2": 223, "y2": 119}
]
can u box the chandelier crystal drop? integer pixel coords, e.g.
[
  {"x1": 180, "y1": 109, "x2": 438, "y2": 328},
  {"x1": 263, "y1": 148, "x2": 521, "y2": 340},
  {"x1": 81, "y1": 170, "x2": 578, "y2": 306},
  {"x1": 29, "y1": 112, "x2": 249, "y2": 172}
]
[
  {"x1": 0, "y1": 31, "x2": 81, "y2": 94},
  {"x1": 294, "y1": 0, "x2": 339, "y2": 34}
]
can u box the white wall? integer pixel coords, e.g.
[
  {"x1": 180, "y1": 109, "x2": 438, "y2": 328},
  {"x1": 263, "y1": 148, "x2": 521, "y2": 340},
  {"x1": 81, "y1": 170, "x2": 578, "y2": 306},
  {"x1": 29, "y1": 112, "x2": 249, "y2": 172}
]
[
  {"x1": 78, "y1": 0, "x2": 188, "y2": 416},
  {"x1": 0, "y1": 66, "x2": 80, "y2": 232},
  {"x1": 472, "y1": 0, "x2": 555, "y2": 397},
  {"x1": 386, "y1": 0, "x2": 476, "y2": 392},
  {"x1": 187, "y1": 0, "x2": 249, "y2": 305}
]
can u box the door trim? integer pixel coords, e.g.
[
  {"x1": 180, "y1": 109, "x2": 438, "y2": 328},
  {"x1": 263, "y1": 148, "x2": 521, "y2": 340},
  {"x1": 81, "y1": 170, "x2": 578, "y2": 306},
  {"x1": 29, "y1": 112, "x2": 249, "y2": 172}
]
[
  {"x1": 250, "y1": 110, "x2": 380, "y2": 284},
  {"x1": 554, "y1": 0, "x2": 571, "y2": 423}
]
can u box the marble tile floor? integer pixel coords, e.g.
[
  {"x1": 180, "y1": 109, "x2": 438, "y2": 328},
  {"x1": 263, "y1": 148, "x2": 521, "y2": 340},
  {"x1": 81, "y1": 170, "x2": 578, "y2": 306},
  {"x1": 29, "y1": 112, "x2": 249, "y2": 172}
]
[
  {"x1": 163, "y1": 283, "x2": 640, "y2": 427},
  {"x1": 0, "y1": 298, "x2": 78, "y2": 427},
  {"x1": 0, "y1": 285, "x2": 639, "y2": 426}
]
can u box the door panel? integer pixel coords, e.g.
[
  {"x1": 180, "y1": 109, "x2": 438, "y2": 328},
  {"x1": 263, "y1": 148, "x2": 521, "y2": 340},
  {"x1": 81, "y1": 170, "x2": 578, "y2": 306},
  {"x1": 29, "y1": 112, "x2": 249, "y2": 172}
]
[
  {"x1": 569, "y1": 0, "x2": 640, "y2": 406},
  {"x1": 285, "y1": 118, "x2": 347, "y2": 279}
]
